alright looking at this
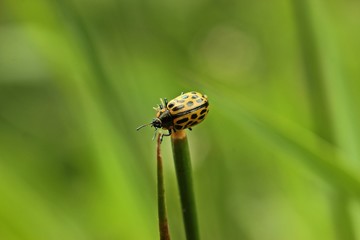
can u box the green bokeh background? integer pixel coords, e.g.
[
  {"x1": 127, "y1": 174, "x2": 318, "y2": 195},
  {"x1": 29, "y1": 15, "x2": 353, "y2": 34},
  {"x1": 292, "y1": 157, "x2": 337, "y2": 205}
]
[{"x1": 1, "y1": 0, "x2": 360, "y2": 239}]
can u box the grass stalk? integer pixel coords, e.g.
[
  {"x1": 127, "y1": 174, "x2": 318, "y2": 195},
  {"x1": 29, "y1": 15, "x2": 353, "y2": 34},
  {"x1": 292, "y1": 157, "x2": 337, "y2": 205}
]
[
  {"x1": 291, "y1": 0, "x2": 355, "y2": 239},
  {"x1": 157, "y1": 134, "x2": 171, "y2": 240},
  {"x1": 171, "y1": 130, "x2": 200, "y2": 240}
]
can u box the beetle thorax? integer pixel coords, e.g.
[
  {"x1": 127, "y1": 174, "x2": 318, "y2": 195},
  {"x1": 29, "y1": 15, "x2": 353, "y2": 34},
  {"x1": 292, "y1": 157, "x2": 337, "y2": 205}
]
[{"x1": 156, "y1": 109, "x2": 174, "y2": 129}]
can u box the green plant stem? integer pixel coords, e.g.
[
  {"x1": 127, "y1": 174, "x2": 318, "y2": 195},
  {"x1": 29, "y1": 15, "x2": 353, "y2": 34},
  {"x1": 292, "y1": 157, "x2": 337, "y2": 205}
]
[
  {"x1": 171, "y1": 130, "x2": 200, "y2": 240},
  {"x1": 291, "y1": 0, "x2": 355, "y2": 239},
  {"x1": 157, "y1": 134, "x2": 171, "y2": 240}
]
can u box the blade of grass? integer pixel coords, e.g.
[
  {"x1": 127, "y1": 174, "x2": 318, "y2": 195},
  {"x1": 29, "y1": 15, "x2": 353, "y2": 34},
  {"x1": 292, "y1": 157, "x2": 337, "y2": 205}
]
[
  {"x1": 157, "y1": 134, "x2": 171, "y2": 240},
  {"x1": 5, "y1": 0, "x2": 156, "y2": 238},
  {"x1": 208, "y1": 89, "x2": 360, "y2": 199},
  {"x1": 171, "y1": 130, "x2": 200, "y2": 240},
  {"x1": 291, "y1": 0, "x2": 355, "y2": 239}
]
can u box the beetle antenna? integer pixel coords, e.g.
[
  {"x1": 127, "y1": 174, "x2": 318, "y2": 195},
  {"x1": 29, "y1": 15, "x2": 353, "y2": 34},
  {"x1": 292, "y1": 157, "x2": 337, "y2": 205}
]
[{"x1": 136, "y1": 122, "x2": 153, "y2": 131}]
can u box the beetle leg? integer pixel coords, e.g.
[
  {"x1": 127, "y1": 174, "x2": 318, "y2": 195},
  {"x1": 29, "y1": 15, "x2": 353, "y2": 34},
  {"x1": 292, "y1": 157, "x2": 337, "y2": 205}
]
[
  {"x1": 160, "y1": 129, "x2": 172, "y2": 143},
  {"x1": 160, "y1": 98, "x2": 165, "y2": 108},
  {"x1": 164, "y1": 98, "x2": 168, "y2": 106},
  {"x1": 152, "y1": 128, "x2": 158, "y2": 141}
]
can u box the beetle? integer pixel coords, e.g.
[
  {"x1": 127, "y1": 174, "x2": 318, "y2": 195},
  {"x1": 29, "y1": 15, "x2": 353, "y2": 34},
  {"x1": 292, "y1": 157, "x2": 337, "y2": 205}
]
[{"x1": 137, "y1": 91, "x2": 209, "y2": 141}]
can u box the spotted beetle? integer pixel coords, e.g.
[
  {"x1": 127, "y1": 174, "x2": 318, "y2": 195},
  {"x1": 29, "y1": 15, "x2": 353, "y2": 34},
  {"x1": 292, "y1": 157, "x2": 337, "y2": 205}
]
[{"x1": 137, "y1": 91, "x2": 209, "y2": 141}]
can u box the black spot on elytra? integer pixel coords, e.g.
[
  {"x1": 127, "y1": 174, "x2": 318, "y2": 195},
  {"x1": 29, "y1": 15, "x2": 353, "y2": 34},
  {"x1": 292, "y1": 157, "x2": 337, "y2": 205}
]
[
  {"x1": 191, "y1": 91, "x2": 197, "y2": 94},
  {"x1": 175, "y1": 125, "x2": 183, "y2": 130},
  {"x1": 176, "y1": 118, "x2": 189, "y2": 124},
  {"x1": 196, "y1": 98, "x2": 203, "y2": 103},
  {"x1": 172, "y1": 104, "x2": 185, "y2": 111},
  {"x1": 168, "y1": 103, "x2": 175, "y2": 108},
  {"x1": 191, "y1": 114, "x2": 198, "y2": 119},
  {"x1": 182, "y1": 95, "x2": 189, "y2": 99},
  {"x1": 198, "y1": 114, "x2": 205, "y2": 120},
  {"x1": 191, "y1": 95, "x2": 199, "y2": 99},
  {"x1": 200, "y1": 109, "x2": 207, "y2": 115},
  {"x1": 187, "y1": 101, "x2": 194, "y2": 107}
]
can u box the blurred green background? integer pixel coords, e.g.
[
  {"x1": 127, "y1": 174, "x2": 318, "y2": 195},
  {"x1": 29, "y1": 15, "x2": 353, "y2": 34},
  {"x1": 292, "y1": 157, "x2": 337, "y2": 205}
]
[{"x1": 1, "y1": 0, "x2": 360, "y2": 239}]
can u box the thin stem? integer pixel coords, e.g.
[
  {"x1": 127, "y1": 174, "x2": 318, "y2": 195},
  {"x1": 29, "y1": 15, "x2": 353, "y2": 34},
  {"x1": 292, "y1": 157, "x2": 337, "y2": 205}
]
[
  {"x1": 157, "y1": 134, "x2": 171, "y2": 240},
  {"x1": 171, "y1": 130, "x2": 200, "y2": 240}
]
